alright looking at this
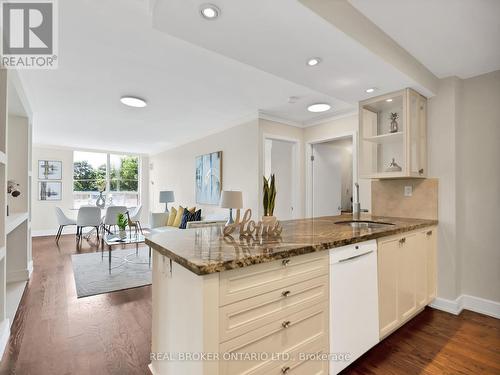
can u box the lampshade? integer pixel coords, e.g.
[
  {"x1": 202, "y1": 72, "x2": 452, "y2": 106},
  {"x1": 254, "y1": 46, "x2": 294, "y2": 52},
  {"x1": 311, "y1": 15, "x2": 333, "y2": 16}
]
[
  {"x1": 220, "y1": 190, "x2": 243, "y2": 209},
  {"x1": 159, "y1": 191, "x2": 175, "y2": 203}
]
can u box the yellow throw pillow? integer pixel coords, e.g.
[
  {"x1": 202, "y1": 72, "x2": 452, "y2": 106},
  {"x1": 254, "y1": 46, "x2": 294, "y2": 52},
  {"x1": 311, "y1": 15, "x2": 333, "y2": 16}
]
[
  {"x1": 167, "y1": 207, "x2": 177, "y2": 226},
  {"x1": 173, "y1": 205, "x2": 185, "y2": 227}
]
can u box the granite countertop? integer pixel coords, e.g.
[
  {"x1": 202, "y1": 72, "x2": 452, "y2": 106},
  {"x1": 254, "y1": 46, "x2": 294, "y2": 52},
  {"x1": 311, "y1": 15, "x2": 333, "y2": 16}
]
[{"x1": 145, "y1": 214, "x2": 437, "y2": 276}]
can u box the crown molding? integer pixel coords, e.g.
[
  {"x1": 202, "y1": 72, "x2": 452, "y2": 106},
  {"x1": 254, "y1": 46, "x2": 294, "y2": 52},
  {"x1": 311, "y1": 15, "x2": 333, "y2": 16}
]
[
  {"x1": 258, "y1": 111, "x2": 304, "y2": 128},
  {"x1": 302, "y1": 109, "x2": 358, "y2": 127}
]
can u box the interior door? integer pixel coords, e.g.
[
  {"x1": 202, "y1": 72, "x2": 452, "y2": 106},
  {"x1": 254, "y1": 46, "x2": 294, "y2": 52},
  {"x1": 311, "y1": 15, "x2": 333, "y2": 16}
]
[
  {"x1": 264, "y1": 139, "x2": 295, "y2": 220},
  {"x1": 311, "y1": 143, "x2": 341, "y2": 218}
]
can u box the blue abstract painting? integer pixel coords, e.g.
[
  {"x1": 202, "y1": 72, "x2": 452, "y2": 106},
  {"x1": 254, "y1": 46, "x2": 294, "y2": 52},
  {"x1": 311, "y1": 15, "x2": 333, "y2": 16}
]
[{"x1": 195, "y1": 151, "x2": 222, "y2": 205}]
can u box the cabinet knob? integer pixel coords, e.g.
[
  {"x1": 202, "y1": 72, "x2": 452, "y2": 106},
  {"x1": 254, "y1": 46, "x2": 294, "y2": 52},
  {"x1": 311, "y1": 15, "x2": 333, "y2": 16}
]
[
  {"x1": 281, "y1": 366, "x2": 290, "y2": 374},
  {"x1": 281, "y1": 320, "x2": 291, "y2": 329},
  {"x1": 426, "y1": 230, "x2": 433, "y2": 236},
  {"x1": 399, "y1": 237, "x2": 406, "y2": 245},
  {"x1": 419, "y1": 168, "x2": 424, "y2": 175},
  {"x1": 281, "y1": 290, "x2": 291, "y2": 297},
  {"x1": 282, "y1": 259, "x2": 291, "y2": 267}
]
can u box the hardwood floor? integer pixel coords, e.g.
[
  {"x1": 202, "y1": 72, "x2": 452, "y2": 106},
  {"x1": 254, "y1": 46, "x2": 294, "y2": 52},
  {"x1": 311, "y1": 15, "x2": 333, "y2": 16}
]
[
  {"x1": 0, "y1": 234, "x2": 151, "y2": 375},
  {"x1": 1, "y1": 235, "x2": 499, "y2": 374},
  {"x1": 343, "y1": 308, "x2": 500, "y2": 375}
]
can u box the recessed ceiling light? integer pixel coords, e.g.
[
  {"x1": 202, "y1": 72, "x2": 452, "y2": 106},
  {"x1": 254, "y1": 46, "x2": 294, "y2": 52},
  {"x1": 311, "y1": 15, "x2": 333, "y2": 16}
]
[
  {"x1": 120, "y1": 96, "x2": 147, "y2": 108},
  {"x1": 307, "y1": 103, "x2": 331, "y2": 113},
  {"x1": 200, "y1": 4, "x2": 220, "y2": 20},
  {"x1": 306, "y1": 57, "x2": 321, "y2": 67},
  {"x1": 365, "y1": 88, "x2": 376, "y2": 93},
  {"x1": 386, "y1": 98, "x2": 393, "y2": 102}
]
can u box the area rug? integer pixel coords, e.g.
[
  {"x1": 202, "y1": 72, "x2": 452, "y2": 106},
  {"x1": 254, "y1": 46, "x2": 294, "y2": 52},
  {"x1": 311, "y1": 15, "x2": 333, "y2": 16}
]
[{"x1": 71, "y1": 247, "x2": 152, "y2": 298}]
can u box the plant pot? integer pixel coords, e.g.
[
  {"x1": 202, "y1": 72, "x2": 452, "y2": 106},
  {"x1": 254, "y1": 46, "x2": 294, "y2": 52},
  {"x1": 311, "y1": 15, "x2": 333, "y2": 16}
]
[
  {"x1": 119, "y1": 229, "x2": 127, "y2": 240},
  {"x1": 262, "y1": 215, "x2": 277, "y2": 227},
  {"x1": 390, "y1": 120, "x2": 399, "y2": 133}
]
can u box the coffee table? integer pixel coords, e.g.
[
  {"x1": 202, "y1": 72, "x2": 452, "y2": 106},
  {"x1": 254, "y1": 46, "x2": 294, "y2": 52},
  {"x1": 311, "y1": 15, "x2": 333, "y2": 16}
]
[{"x1": 102, "y1": 233, "x2": 150, "y2": 273}]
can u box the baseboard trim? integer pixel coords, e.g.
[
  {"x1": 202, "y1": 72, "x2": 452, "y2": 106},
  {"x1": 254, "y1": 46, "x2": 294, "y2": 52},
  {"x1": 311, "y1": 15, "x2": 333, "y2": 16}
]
[
  {"x1": 0, "y1": 318, "x2": 10, "y2": 360},
  {"x1": 431, "y1": 294, "x2": 500, "y2": 319},
  {"x1": 7, "y1": 268, "x2": 31, "y2": 283}
]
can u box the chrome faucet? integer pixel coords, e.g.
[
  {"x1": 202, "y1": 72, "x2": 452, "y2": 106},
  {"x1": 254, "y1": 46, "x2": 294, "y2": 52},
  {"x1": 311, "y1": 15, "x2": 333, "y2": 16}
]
[{"x1": 353, "y1": 182, "x2": 361, "y2": 220}]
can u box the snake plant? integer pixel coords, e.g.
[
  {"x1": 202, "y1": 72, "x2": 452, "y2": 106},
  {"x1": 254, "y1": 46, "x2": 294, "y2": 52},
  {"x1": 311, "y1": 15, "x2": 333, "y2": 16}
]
[{"x1": 263, "y1": 174, "x2": 276, "y2": 216}]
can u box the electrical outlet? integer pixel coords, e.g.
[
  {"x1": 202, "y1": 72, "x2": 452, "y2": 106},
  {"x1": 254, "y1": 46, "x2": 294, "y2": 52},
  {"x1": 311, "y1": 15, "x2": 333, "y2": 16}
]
[{"x1": 404, "y1": 185, "x2": 413, "y2": 197}]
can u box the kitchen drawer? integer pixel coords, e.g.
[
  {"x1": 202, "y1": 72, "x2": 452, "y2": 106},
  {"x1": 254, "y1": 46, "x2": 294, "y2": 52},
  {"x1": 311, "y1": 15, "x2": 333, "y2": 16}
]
[
  {"x1": 219, "y1": 252, "x2": 328, "y2": 306},
  {"x1": 220, "y1": 275, "x2": 328, "y2": 342},
  {"x1": 246, "y1": 337, "x2": 328, "y2": 375},
  {"x1": 219, "y1": 302, "x2": 328, "y2": 375}
]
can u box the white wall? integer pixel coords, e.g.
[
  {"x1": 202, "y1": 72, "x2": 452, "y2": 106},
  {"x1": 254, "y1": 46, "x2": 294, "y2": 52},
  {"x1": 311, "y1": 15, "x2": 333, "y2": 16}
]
[
  {"x1": 304, "y1": 114, "x2": 371, "y2": 214},
  {"x1": 31, "y1": 146, "x2": 74, "y2": 235},
  {"x1": 428, "y1": 77, "x2": 462, "y2": 300},
  {"x1": 259, "y1": 119, "x2": 305, "y2": 218},
  {"x1": 458, "y1": 70, "x2": 500, "y2": 303},
  {"x1": 31, "y1": 145, "x2": 149, "y2": 235},
  {"x1": 428, "y1": 70, "x2": 500, "y2": 305},
  {"x1": 150, "y1": 119, "x2": 260, "y2": 218}
]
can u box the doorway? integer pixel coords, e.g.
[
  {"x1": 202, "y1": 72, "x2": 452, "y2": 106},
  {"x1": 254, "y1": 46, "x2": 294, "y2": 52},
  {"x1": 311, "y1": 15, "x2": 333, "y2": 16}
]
[
  {"x1": 263, "y1": 137, "x2": 298, "y2": 220},
  {"x1": 310, "y1": 136, "x2": 354, "y2": 218}
]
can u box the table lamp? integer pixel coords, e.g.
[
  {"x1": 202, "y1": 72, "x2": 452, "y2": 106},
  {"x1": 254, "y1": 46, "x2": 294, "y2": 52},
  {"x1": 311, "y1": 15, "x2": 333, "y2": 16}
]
[
  {"x1": 220, "y1": 190, "x2": 243, "y2": 225},
  {"x1": 159, "y1": 191, "x2": 175, "y2": 212}
]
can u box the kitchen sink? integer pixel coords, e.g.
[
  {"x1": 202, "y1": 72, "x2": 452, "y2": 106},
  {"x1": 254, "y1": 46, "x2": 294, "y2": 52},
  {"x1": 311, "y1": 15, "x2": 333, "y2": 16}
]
[{"x1": 335, "y1": 220, "x2": 395, "y2": 229}]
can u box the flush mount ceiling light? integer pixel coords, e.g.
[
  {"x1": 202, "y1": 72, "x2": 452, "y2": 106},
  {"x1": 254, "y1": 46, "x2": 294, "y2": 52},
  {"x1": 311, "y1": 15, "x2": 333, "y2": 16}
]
[
  {"x1": 365, "y1": 88, "x2": 376, "y2": 93},
  {"x1": 200, "y1": 4, "x2": 220, "y2": 20},
  {"x1": 307, "y1": 103, "x2": 331, "y2": 113},
  {"x1": 306, "y1": 57, "x2": 321, "y2": 67},
  {"x1": 386, "y1": 98, "x2": 393, "y2": 102},
  {"x1": 120, "y1": 96, "x2": 147, "y2": 108}
]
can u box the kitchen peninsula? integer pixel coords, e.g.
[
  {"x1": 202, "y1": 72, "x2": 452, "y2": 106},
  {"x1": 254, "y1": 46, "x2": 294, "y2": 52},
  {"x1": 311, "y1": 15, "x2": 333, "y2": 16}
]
[{"x1": 146, "y1": 214, "x2": 438, "y2": 375}]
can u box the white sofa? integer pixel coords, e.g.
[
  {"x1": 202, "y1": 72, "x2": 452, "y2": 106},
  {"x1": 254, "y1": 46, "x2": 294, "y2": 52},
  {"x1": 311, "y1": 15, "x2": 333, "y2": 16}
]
[{"x1": 150, "y1": 212, "x2": 226, "y2": 234}]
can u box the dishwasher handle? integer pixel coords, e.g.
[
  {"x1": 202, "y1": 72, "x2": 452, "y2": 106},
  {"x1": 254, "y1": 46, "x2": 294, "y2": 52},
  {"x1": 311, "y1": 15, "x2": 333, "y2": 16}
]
[{"x1": 337, "y1": 250, "x2": 374, "y2": 264}]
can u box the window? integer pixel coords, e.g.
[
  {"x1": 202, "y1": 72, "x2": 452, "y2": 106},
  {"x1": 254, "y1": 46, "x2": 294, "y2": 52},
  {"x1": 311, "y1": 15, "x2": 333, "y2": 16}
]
[{"x1": 73, "y1": 151, "x2": 140, "y2": 208}]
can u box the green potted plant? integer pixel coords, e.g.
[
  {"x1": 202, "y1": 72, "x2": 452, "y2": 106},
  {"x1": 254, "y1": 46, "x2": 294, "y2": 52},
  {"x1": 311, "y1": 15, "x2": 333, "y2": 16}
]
[
  {"x1": 117, "y1": 212, "x2": 128, "y2": 239},
  {"x1": 262, "y1": 174, "x2": 277, "y2": 226}
]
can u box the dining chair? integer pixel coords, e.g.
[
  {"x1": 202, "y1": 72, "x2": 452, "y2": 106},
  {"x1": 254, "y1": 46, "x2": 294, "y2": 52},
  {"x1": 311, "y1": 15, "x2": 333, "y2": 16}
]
[
  {"x1": 55, "y1": 207, "x2": 76, "y2": 243},
  {"x1": 101, "y1": 206, "x2": 128, "y2": 235},
  {"x1": 128, "y1": 205, "x2": 143, "y2": 235},
  {"x1": 76, "y1": 206, "x2": 102, "y2": 242}
]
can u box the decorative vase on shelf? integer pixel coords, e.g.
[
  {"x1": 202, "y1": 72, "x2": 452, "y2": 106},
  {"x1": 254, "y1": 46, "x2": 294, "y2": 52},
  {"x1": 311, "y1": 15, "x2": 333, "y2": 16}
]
[
  {"x1": 385, "y1": 158, "x2": 402, "y2": 172},
  {"x1": 96, "y1": 191, "x2": 105, "y2": 208},
  {"x1": 389, "y1": 112, "x2": 399, "y2": 133}
]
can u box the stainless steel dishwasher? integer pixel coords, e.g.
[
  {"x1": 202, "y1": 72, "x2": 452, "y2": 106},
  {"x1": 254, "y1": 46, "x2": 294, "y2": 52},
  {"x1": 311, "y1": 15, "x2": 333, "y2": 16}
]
[{"x1": 329, "y1": 240, "x2": 380, "y2": 374}]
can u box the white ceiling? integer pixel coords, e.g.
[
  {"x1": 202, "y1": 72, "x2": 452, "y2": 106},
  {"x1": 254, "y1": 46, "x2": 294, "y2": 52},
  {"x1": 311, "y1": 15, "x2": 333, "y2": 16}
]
[
  {"x1": 20, "y1": 0, "x2": 498, "y2": 154},
  {"x1": 22, "y1": 0, "x2": 342, "y2": 153},
  {"x1": 152, "y1": 0, "x2": 418, "y2": 104},
  {"x1": 349, "y1": 0, "x2": 500, "y2": 79}
]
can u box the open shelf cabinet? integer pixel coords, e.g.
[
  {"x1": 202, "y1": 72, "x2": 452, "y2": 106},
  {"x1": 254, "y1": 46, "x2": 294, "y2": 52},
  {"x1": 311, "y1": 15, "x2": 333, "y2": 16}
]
[
  {"x1": 359, "y1": 88, "x2": 427, "y2": 179},
  {"x1": 0, "y1": 69, "x2": 33, "y2": 358}
]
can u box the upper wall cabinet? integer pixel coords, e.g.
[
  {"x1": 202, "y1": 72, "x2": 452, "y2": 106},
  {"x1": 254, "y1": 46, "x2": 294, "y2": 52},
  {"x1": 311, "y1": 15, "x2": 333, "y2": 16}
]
[{"x1": 359, "y1": 88, "x2": 427, "y2": 179}]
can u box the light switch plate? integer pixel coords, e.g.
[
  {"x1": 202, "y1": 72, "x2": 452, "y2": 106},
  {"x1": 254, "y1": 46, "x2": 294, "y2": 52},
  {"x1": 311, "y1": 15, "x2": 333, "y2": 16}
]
[{"x1": 404, "y1": 185, "x2": 413, "y2": 197}]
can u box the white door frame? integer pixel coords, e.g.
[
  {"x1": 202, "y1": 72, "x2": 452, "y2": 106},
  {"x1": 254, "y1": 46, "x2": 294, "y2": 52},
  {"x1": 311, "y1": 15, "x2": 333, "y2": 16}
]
[
  {"x1": 305, "y1": 131, "x2": 358, "y2": 218},
  {"x1": 262, "y1": 133, "x2": 301, "y2": 219}
]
